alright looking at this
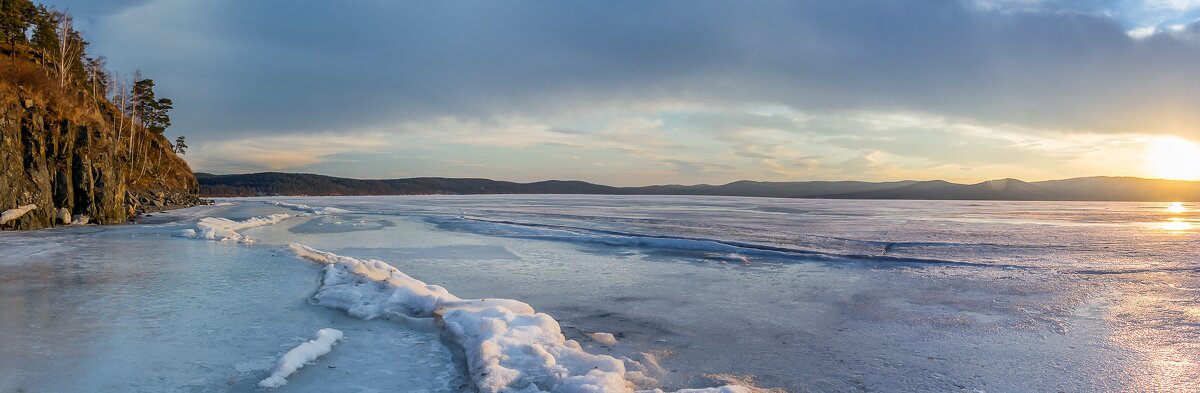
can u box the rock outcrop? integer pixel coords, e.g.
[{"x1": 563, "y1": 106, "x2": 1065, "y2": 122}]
[{"x1": 0, "y1": 60, "x2": 199, "y2": 230}]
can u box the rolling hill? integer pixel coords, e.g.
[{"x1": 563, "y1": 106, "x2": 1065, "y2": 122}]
[{"x1": 196, "y1": 172, "x2": 1200, "y2": 202}]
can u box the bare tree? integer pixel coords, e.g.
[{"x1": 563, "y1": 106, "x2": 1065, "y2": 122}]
[
  {"x1": 127, "y1": 69, "x2": 141, "y2": 163},
  {"x1": 49, "y1": 10, "x2": 83, "y2": 88},
  {"x1": 110, "y1": 71, "x2": 129, "y2": 160},
  {"x1": 86, "y1": 55, "x2": 107, "y2": 100}
]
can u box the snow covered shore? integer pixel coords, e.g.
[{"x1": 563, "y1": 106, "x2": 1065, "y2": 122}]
[{"x1": 288, "y1": 243, "x2": 748, "y2": 393}]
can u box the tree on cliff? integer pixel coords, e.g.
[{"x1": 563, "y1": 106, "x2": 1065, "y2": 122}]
[
  {"x1": 85, "y1": 55, "x2": 107, "y2": 98},
  {"x1": 131, "y1": 78, "x2": 173, "y2": 134},
  {"x1": 174, "y1": 136, "x2": 187, "y2": 155},
  {"x1": 0, "y1": 0, "x2": 34, "y2": 55},
  {"x1": 28, "y1": 5, "x2": 53, "y2": 52},
  {"x1": 48, "y1": 10, "x2": 83, "y2": 88},
  {"x1": 27, "y1": 7, "x2": 99, "y2": 95}
]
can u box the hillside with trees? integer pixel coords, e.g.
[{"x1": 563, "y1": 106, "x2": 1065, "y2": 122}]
[
  {"x1": 198, "y1": 172, "x2": 1200, "y2": 202},
  {"x1": 0, "y1": 0, "x2": 199, "y2": 230}
]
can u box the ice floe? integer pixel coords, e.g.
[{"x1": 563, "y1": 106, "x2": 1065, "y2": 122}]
[
  {"x1": 288, "y1": 243, "x2": 747, "y2": 393},
  {"x1": 258, "y1": 328, "x2": 345, "y2": 388}
]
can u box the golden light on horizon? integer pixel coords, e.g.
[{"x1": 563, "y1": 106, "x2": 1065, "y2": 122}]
[
  {"x1": 1167, "y1": 202, "x2": 1187, "y2": 213},
  {"x1": 1146, "y1": 137, "x2": 1200, "y2": 181}
]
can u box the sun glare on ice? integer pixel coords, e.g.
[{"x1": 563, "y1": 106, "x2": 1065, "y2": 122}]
[{"x1": 1162, "y1": 218, "x2": 1193, "y2": 231}]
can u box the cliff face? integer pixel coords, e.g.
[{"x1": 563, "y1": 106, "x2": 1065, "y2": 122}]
[{"x1": 0, "y1": 66, "x2": 198, "y2": 230}]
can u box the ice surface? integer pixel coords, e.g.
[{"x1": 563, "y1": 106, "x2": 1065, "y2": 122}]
[
  {"x1": 4, "y1": 196, "x2": 1200, "y2": 392},
  {"x1": 0, "y1": 217, "x2": 463, "y2": 392},
  {"x1": 287, "y1": 214, "x2": 396, "y2": 234},
  {"x1": 0, "y1": 203, "x2": 36, "y2": 224},
  {"x1": 254, "y1": 196, "x2": 1199, "y2": 391},
  {"x1": 258, "y1": 328, "x2": 344, "y2": 388}
]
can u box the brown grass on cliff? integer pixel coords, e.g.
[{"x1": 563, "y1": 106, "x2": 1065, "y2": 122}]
[
  {"x1": 0, "y1": 50, "x2": 198, "y2": 201},
  {"x1": 0, "y1": 54, "x2": 103, "y2": 124}
]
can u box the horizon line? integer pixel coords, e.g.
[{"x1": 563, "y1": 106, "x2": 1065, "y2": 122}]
[{"x1": 194, "y1": 171, "x2": 1200, "y2": 187}]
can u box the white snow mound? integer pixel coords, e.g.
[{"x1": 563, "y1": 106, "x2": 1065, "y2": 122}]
[
  {"x1": 0, "y1": 204, "x2": 37, "y2": 224},
  {"x1": 587, "y1": 332, "x2": 618, "y2": 346},
  {"x1": 266, "y1": 201, "x2": 350, "y2": 215},
  {"x1": 184, "y1": 214, "x2": 291, "y2": 243},
  {"x1": 288, "y1": 243, "x2": 748, "y2": 393},
  {"x1": 258, "y1": 328, "x2": 344, "y2": 388}
]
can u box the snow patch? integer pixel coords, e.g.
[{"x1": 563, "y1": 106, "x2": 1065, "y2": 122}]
[
  {"x1": 0, "y1": 204, "x2": 37, "y2": 224},
  {"x1": 288, "y1": 243, "x2": 747, "y2": 393},
  {"x1": 266, "y1": 200, "x2": 350, "y2": 215},
  {"x1": 587, "y1": 332, "x2": 618, "y2": 346},
  {"x1": 183, "y1": 214, "x2": 291, "y2": 243},
  {"x1": 666, "y1": 388, "x2": 752, "y2": 393},
  {"x1": 258, "y1": 328, "x2": 344, "y2": 388}
]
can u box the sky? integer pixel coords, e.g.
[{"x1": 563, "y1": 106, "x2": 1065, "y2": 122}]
[{"x1": 43, "y1": 0, "x2": 1200, "y2": 185}]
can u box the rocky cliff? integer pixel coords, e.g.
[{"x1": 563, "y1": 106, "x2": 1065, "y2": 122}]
[{"x1": 0, "y1": 58, "x2": 199, "y2": 230}]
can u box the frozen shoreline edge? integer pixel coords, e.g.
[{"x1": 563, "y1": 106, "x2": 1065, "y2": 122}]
[
  {"x1": 177, "y1": 199, "x2": 755, "y2": 392},
  {"x1": 288, "y1": 243, "x2": 750, "y2": 393}
]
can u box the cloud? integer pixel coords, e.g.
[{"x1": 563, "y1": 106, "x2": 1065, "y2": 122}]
[
  {"x1": 190, "y1": 133, "x2": 390, "y2": 173},
  {"x1": 661, "y1": 159, "x2": 734, "y2": 176},
  {"x1": 40, "y1": 0, "x2": 1200, "y2": 138},
  {"x1": 1148, "y1": 0, "x2": 1200, "y2": 12},
  {"x1": 37, "y1": 0, "x2": 1200, "y2": 182}
]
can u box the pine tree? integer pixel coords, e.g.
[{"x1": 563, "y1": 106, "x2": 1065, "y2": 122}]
[
  {"x1": 153, "y1": 97, "x2": 173, "y2": 133},
  {"x1": 132, "y1": 78, "x2": 173, "y2": 134},
  {"x1": 29, "y1": 4, "x2": 54, "y2": 56},
  {"x1": 0, "y1": 0, "x2": 34, "y2": 55},
  {"x1": 173, "y1": 136, "x2": 187, "y2": 155}
]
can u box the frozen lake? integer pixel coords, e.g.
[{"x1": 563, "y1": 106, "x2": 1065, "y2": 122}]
[{"x1": 2, "y1": 195, "x2": 1198, "y2": 392}]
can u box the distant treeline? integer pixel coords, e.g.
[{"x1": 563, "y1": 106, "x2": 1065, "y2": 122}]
[
  {"x1": 195, "y1": 172, "x2": 619, "y2": 197},
  {"x1": 198, "y1": 172, "x2": 1200, "y2": 202}
]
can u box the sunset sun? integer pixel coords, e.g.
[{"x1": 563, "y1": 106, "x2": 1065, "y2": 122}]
[{"x1": 1146, "y1": 137, "x2": 1200, "y2": 181}]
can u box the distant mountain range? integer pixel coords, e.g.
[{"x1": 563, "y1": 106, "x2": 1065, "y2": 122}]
[{"x1": 196, "y1": 172, "x2": 1200, "y2": 202}]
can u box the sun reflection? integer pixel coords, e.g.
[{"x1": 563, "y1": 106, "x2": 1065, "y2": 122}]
[
  {"x1": 1166, "y1": 202, "x2": 1187, "y2": 214},
  {"x1": 1162, "y1": 218, "x2": 1193, "y2": 231}
]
